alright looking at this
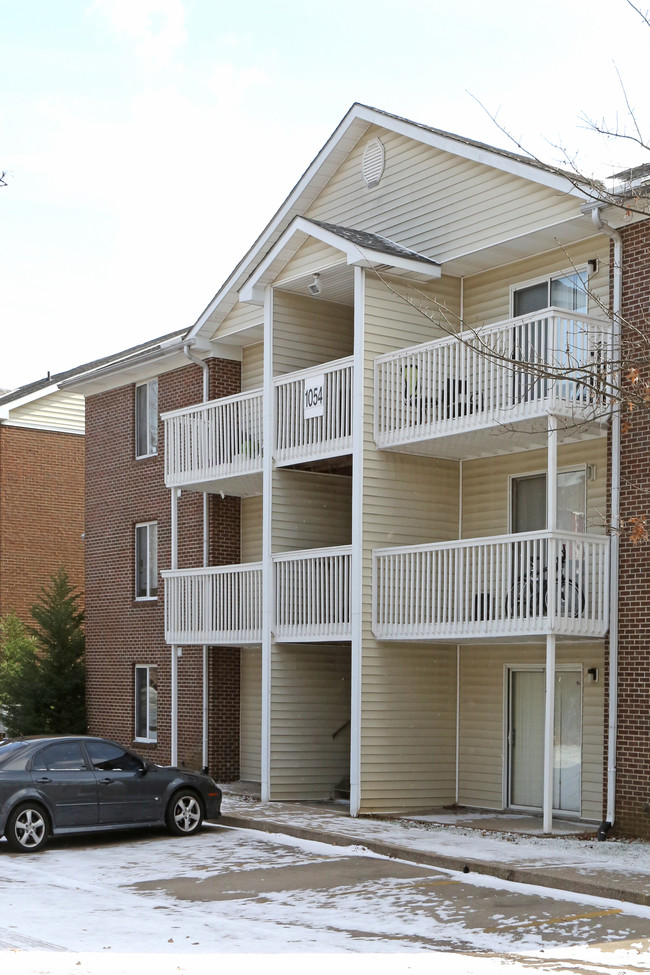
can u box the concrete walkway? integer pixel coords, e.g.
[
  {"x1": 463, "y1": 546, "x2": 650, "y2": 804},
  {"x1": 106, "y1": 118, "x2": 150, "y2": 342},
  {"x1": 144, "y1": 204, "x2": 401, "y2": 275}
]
[{"x1": 218, "y1": 792, "x2": 650, "y2": 908}]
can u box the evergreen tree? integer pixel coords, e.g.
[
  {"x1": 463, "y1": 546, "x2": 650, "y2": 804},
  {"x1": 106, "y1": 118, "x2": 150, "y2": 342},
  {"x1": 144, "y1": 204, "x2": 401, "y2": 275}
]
[
  {"x1": 28, "y1": 568, "x2": 87, "y2": 734},
  {"x1": 0, "y1": 613, "x2": 41, "y2": 736}
]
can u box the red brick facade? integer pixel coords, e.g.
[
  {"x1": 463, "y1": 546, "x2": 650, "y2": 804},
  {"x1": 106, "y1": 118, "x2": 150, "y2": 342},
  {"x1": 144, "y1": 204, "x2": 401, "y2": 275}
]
[
  {"x1": 0, "y1": 425, "x2": 85, "y2": 621},
  {"x1": 611, "y1": 219, "x2": 650, "y2": 836},
  {"x1": 84, "y1": 357, "x2": 242, "y2": 778}
]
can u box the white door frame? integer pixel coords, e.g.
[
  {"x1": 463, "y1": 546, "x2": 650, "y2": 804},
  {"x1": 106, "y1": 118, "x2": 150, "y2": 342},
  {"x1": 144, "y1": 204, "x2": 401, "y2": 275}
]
[{"x1": 505, "y1": 662, "x2": 583, "y2": 817}]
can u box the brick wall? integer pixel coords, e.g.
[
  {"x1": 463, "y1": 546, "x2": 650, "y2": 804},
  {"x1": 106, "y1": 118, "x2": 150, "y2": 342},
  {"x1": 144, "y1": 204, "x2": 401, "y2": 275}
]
[
  {"x1": 612, "y1": 219, "x2": 650, "y2": 836},
  {"x1": 0, "y1": 425, "x2": 84, "y2": 622},
  {"x1": 85, "y1": 356, "x2": 242, "y2": 779}
]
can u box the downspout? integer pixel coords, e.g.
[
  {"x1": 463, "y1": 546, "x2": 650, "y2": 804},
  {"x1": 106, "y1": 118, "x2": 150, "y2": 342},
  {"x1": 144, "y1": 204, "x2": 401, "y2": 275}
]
[
  {"x1": 183, "y1": 343, "x2": 211, "y2": 774},
  {"x1": 591, "y1": 207, "x2": 623, "y2": 838}
]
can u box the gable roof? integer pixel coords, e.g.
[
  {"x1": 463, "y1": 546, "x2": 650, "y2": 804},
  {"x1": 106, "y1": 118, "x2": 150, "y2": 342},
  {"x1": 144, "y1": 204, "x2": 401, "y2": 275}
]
[{"x1": 187, "y1": 102, "x2": 593, "y2": 341}]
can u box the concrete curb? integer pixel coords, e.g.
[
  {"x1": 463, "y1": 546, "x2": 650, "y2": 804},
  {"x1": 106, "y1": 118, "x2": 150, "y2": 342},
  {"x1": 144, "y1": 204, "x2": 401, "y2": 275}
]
[{"x1": 218, "y1": 814, "x2": 650, "y2": 908}]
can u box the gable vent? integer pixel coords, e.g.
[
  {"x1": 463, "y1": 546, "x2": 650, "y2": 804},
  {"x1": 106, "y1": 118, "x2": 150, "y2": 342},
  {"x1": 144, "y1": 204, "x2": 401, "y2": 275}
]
[{"x1": 362, "y1": 138, "x2": 385, "y2": 188}]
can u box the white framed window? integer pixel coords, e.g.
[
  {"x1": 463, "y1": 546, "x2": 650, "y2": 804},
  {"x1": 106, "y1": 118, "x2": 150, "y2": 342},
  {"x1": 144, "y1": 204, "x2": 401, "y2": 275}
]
[
  {"x1": 510, "y1": 467, "x2": 587, "y2": 534},
  {"x1": 135, "y1": 522, "x2": 158, "y2": 600},
  {"x1": 135, "y1": 378, "x2": 158, "y2": 458},
  {"x1": 135, "y1": 664, "x2": 158, "y2": 742},
  {"x1": 511, "y1": 268, "x2": 589, "y2": 318}
]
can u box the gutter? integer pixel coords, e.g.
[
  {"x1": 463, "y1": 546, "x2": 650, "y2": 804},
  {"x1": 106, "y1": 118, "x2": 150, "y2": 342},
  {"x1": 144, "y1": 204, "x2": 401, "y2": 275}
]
[{"x1": 590, "y1": 206, "x2": 623, "y2": 837}]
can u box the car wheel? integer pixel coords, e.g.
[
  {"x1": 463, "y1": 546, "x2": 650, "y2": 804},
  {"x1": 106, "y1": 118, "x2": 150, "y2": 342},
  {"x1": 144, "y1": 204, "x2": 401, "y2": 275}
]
[
  {"x1": 5, "y1": 802, "x2": 50, "y2": 853},
  {"x1": 165, "y1": 791, "x2": 203, "y2": 837}
]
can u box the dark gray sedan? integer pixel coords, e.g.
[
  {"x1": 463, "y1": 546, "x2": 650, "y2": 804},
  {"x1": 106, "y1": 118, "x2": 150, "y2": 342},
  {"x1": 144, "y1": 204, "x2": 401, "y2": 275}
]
[{"x1": 0, "y1": 735, "x2": 222, "y2": 853}]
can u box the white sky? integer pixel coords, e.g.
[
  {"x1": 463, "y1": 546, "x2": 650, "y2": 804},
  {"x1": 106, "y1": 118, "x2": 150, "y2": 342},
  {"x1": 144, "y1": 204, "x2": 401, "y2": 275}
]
[{"x1": 2, "y1": 0, "x2": 650, "y2": 389}]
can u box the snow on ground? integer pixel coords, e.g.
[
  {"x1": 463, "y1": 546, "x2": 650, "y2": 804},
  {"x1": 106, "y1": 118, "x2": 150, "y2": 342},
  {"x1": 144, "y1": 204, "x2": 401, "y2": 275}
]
[
  {"x1": 223, "y1": 793, "x2": 650, "y2": 875},
  {"x1": 0, "y1": 808, "x2": 649, "y2": 974}
]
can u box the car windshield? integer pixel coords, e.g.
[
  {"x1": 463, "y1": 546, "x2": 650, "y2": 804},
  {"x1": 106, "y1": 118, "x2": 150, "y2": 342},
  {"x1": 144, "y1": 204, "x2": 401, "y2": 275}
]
[{"x1": 0, "y1": 740, "x2": 30, "y2": 767}]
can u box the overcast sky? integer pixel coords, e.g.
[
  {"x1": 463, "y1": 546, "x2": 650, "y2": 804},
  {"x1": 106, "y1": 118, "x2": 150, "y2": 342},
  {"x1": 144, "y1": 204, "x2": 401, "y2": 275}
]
[{"x1": 2, "y1": 0, "x2": 649, "y2": 390}]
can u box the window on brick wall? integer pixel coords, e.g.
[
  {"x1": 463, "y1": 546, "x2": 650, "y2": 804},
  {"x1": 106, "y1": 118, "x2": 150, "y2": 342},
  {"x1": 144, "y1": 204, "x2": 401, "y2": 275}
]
[
  {"x1": 135, "y1": 665, "x2": 157, "y2": 742},
  {"x1": 135, "y1": 522, "x2": 158, "y2": 599},
  {"x1": 135, "y1": 378, "x2": 158, "y2": 458}
]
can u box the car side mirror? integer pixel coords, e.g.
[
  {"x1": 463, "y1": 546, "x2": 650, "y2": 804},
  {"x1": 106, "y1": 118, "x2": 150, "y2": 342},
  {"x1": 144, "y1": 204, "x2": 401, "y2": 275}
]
[{"x1": 138, "y1": 762, "x2": 147, "y2": 777}]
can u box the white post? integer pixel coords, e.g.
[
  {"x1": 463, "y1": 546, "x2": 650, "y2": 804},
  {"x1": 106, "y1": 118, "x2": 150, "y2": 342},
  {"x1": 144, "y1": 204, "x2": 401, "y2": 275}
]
[
  {"x1": 170, "y1": 486, "x2": 180, "y2": 767},
  {"x1": 261, "y1": 284, "x2": 274, "y2": 802},
  {"x1": 350, "y1": 266, "x2": 365, "y2": 817},
  {"x1": 543, "y1": 414, "x2": 558, "y2": 833}
]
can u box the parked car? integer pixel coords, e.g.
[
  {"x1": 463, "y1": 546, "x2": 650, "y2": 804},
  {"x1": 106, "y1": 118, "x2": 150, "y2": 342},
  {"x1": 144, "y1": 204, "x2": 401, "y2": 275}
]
[{"x1": 0, "y1": 735, "x2": 222, "y2": 853}]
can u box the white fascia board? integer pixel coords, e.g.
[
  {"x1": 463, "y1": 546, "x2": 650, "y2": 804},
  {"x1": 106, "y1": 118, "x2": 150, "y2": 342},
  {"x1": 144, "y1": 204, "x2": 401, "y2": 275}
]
[
  {"x1": 1, "y1": 419, "x2": 84, "y2": 435},
  {"x1": 347, "y1": 251, "x2": 441, "y2": 278},
  {"x1": 239, "y1": 216, "x2": 440, "y2": 302},
  {"x1": 352, "y1": 105, "x2": 589, "y2": 198},
  {"x1": 0, "y1": 383, "x2": 59, "y2": 419}
]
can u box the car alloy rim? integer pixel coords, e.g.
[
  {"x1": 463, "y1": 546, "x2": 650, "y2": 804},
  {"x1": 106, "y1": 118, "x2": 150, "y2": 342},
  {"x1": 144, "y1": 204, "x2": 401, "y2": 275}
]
[
  {"x1": 15, "y1": 809, "x2": 46, "y2": 848},
  {"x1": 174, "y1": 796, "x2": 200, "y2": 832}
]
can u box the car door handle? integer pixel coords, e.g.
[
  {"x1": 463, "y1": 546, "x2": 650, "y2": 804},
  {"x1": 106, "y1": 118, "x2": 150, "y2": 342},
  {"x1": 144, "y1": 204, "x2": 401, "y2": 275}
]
[
  {"x1": 98, "y1": 777, "x2": 115, "y2": 784},
  {"x1": 35, "y1": 777, "x2": 52, "y2": 784}
]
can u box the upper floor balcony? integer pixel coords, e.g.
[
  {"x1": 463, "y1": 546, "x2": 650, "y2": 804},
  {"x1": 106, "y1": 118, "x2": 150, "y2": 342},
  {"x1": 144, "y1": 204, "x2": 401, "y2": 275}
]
[
  {"x1": 163, "y1": 544, "x2": 352, "y2": 646},
  {"x1": 163, "y1": 356, "x2": 354, "y2": 493},
  {"x1": 163, "y1": 390, "x2": 263, "y2": 498},
  {"x1": 375, "y1": 309, "x2": 612, "y2": 460},
  {"x1": 373, "y1": 530, "x2": 609, "y2": 643}
]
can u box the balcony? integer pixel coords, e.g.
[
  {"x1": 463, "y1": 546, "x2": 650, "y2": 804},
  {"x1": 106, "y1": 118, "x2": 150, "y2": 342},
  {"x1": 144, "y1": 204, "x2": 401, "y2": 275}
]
[
  {"x1": 275, "y1": 356, "x2": 353, "y2": 467},
  {"x1": 163, "y1": 390, "x2": 263, "y2": 497},
  {"x1": 375, "y1": 309, "x2": 611, "y2": 460},
  {"x1": 274, "y1": 545, "x2": 352, "y2": 642},
  {"x1": 163, "y1": 563, "x2": 262, "y2": 645},
  {"x1": 373, "y1": 531, "x2": 609, "y2": 642}
]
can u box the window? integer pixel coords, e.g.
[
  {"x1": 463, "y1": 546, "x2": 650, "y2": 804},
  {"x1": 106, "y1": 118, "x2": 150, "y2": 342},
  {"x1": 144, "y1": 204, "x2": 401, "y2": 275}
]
[
  {"x1": 511, "y1": 469, "x2": 587, "y2": 534},
  {"x1": 512, "y1": 270, "x2": 588, "y2": 318},
  {"x1": 135, "y1": 522, "x2": 158, "y2": 599},
  {"x1": 86, "y1": 740, "x2": 143, "y2": 772},
  {"x1": 135, "y1": 665, "x2": 158, "y2": 742},
  {"x1": 135, "y1": 378, "x2": 158, "y2": 458},
  {"x1": 33, "y1": 741, "x2": 87, "y2": 772}
]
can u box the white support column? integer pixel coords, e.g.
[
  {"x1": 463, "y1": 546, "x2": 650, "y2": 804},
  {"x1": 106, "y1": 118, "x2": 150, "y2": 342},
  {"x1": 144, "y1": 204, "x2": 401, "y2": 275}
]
[
  {"x1": 261, "y1": 284, "x2": 274, "y2": 802},
  {"x1": 543, "y1": 414, "x2": 558, "y2": 834},
  {"x1": 543, "y1": 634, "x2": 556, "y2": 834},
  {"x1": 171, "y1": 645, "x2": 179, "y2": 767},
  {"x1": 170, "y1": 486, "x2": 180, "y2": 767},
  {"x1": 202, "y1": 645, "x2": 209, "y2": 773},
  {"x1": 349, "y1": 265, "x2": 365, "y2": 817}
]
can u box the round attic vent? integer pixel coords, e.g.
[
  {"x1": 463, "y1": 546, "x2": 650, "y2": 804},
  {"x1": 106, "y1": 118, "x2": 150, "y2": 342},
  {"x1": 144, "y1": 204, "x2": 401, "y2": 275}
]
[{"x1": 362, "y1": 138, "x2": 385, "y2": 188}]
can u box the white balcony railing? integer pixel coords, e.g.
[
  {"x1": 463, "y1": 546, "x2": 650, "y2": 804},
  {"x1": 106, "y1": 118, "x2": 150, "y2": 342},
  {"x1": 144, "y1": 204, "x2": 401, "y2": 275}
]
[
  {"x1": 163, "y1": 390, "x2": 263, "y2": 489},
  {"x1": 163, "y1": 563, "x2": 262, "y2": 645},
  {"x1": 274, "y1": 545, "x2": 352, "y2": 641},
  {"x1": 375, "y1": 309, "x2": 611, "y2": 449},
  {"x1": 275, "y1": 356, "x2": 353, "y2": 465},
  {"x1": 373, "y1": 531, "x2": 609, "y2": 641}
]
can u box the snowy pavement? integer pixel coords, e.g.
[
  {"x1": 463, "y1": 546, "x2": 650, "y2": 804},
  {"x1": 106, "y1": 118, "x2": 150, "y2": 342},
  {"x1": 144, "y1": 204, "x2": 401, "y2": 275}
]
[
  {"x1": 1, "y1": 801, "x2": 650, "y2": 974},
  {"x1": 221, "y1": 793, "x2": 650, "y2": 902}
]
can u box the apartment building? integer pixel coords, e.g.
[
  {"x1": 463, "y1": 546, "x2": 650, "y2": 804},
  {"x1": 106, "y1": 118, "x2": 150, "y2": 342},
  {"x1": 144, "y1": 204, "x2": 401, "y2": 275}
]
[
  {"x1": 71, "y1": 104, "x2": 650, "y2": 836},
  {"x1": 0, "y1": 372, "x2": 86, "y2": 622}
]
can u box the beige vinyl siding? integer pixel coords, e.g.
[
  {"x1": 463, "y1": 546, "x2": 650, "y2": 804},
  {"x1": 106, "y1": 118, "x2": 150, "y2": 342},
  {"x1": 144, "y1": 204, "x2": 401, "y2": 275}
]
[
  {"x1": 213, "y1": 299, "x2": 263, "y2": 341},
  {"x1": 462, "y1": 438, "x2": 608, "y2": 539},
  {"x1": 271, "y1": 470, "x2": 351, "y2": 553},
  {"x1": 358, "y1": 272, "x2": 460, "y2": 814},
  {"x1": 458, "y1": 643, "x2": 604, "y2": 820},
  {"x1": 269, "y1": 644, "x2": 350, "y2": 800},
  {"x1": 358, "y1": 645, "x2": 457, "y2": 812},
  {"x1": 241, "y1": 496, "x2": 263, "y2": 562},
  {"x1": 306, "y1": 124, "x2": 581, "y2": 264},
  {"x1": 273, "y1": 239, "x2": 346, "y2": 285},
  {"x1": 240, "y1": 648, "x2": 262, "y2": 781},
  {"x1": 5, "y1": 390, "x2": 85, "y2": 434},
  {"x1": 462, "y1": 238, "x2": 610, "y2": 327},
  {"x1": 273, "y1": 291, "x2": 353, "y2": 377},
  {"x1": 241, "y1": 342, "x2": 264, "y2": 392}
]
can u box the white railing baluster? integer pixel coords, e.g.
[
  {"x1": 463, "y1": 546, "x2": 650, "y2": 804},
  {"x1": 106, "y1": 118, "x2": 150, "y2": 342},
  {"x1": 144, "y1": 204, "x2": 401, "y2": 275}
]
[
  {"x1": 372, "y1": 531, "x2": 608, "y2": 641},
  {"x1": 374, "y1": 309, "x2": 612, "y2": 448},
  {"x1": 272, "y1": 545, "x2": 352, "y2": 641}
]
